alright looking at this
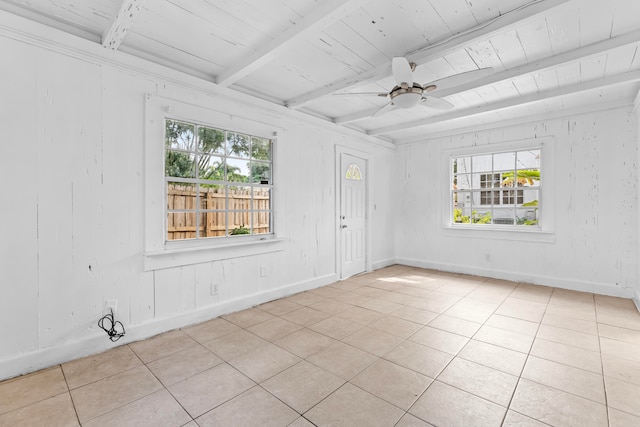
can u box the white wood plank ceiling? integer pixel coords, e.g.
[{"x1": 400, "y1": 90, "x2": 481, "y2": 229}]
[{"x1": 2, "y1": 0, "x2": 639, "y2": 143}]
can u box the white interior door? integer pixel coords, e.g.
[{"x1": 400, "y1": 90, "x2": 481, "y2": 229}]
[{"x1": 340, "y1": 153, "x2": 366, "y2": 279}]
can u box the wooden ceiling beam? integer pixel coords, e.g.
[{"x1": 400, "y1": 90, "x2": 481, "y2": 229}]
[
  {"x1": 334, "y1": 28, "x2": 640, "y2": 124},
  {"x1": 216, "y1": 0, "x2": 371, "y2": 87},
  {"x1": 102, "y1": 0, "x2": 147, "y2": 50},
  {"x1": 286, "y1": 0, "x2": 573, "y2": 109},
  {"x1": 366, "y1": 69, "x2": 640, "y2": 136}
]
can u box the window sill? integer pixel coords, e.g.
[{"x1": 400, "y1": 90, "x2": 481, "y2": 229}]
[
  {"x1": 442, "y1": 225, "x2": 555, "y2": 243},
  {"x1": 143, "y1": 237, "x2": 287, "y2": 271}
]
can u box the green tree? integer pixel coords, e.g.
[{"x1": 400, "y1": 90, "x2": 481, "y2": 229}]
[
  {"x1": 501, "y1": 169, "x2": 540, "y2": 187},
  {"x1": 227, "y1": 132, "x2": 250, "y2": 158},
  {"x1": 251, "y1": 137, "x2": 271, "y2": 160},
  {"x1": 251, "y1": 163, "x2": 270, "y2": 183},
  {"x1": 165, "y1": 151, "x2": 194, "y2": 178}
]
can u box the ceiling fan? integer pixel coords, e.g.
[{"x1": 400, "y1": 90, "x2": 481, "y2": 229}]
[{"x1": 336, "y1": 57, "x2": 493, "y2": 117}]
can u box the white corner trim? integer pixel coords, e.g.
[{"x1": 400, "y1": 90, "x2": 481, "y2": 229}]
[{"x1": 0, "y1": 273, "x2": 336, "y2": 381}]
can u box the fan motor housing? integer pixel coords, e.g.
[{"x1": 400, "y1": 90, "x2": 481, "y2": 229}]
[{"x1": 390, "y1": 84, "x2": 424, "y2": 108}]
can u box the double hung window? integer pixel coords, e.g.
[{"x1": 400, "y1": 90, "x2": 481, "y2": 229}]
[
  {"x1": 451, "y1": 149, "x2": 541, "y2": 226},
  {"x1": 165, "y1": 119, "x2": 273, "y2": 241}
]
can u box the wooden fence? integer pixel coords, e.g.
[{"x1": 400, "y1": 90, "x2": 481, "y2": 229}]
[{"x1": 167, "y1": 184, "x2": 270, "y2": 240}]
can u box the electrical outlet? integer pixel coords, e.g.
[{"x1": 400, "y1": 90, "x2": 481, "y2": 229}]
[
  {"x1": 260, "y1": 265, "x2": 268, "y2": 277},
  {"x1": 211, "y1": 283, "x2": 219, "y2": 296},
  {"x1": 105, "y1": 299, "x2": 118, "y2": 315}
]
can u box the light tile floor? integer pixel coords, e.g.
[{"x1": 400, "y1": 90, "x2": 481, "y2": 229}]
[{"x1": 2, "y1": 265, "x2": 640, "y2": 426}]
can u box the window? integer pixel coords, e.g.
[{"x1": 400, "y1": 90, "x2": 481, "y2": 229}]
[
  {"x1": 346, "y1": 164, "x2": 362, "y2": 180},
  {"x1": 452, "y1": 149, "x2": 541, "y2": 226},
  {"x1": 479, "y1": 173, "x2": 500, "y2": 205},
  {"x1": 165, "y1": 118, "x2": 273, "y2": 241}
]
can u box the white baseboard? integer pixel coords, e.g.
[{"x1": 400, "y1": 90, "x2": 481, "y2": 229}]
[
  {"x1": 396, "y1": 257, "x2": 635, "y2": 299},
  {"x1": 0, "y1": 273, "x2": 337, "y2": 381},
  {"x1": 371, "y1": 258, "x2": 397, "y2": 271},
  {"x1": 634, "y1": 287, "x2": 640, "y2": 313}
]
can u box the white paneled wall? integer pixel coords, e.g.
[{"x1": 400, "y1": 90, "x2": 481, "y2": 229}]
[
  {"x1": 0, "y1": 34, "x2": 395, "y2": 380},
  {"x1": 395, "y1": 108, "x2": 638, "y2": 297},
  {"x1": 635, "y1": 93, "x2": 640, "y2": 310}
]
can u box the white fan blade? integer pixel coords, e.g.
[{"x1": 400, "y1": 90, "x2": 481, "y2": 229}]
[
  {"x1": 421, "y1": 96, "x2": 454, "y2": 110},
  {"x1": 392, "y1": 57, "x2": 413, "y2": 87},
  {"x1": 425, "y1": 67, "x2": 493, "y2": 93},
  {"x1": 333, "y1": 92, "x2": 388, "y2": 97},
  {"x1": 373, "y1": 101, "x2": 397, "y2": 117}
]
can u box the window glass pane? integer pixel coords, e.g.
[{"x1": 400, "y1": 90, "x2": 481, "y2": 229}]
[
  {"x1": 165, "y1": 120, "x2": 195, "y2": 151},
  {"x1": 166, "y1": 182, "x2": 199, "y2": 240},
  {"x1": 452, "y1": 157, "x2": 471, "y2": 174},
  {"x1": 492, "y1": 209, "x2": 515, "y2": 225},
  {"x1": 201, "y1": 186, "x2": 226, "y2": 211},
  {"x1": 521, "y1": 169, "x2": 541, "y2": 187},
  {"x1": 480, "y1": 190, "x2": 500, "y2": 205},
  {"x1": 204, "y1": 210, "x2": 228, "y2": 236},
  {"x1": 167, "y1": 210, "x2": 198, "y2": 240},
  {"x1": 452, "y1": 191, "x2": 461, "y2": 210},
  {"x1": 251, "y1": 137, "x2": 271, "y2": 160},
  {"x1": 471, "y1": 173, "x2": 483, "y2": 189},
  {"x1": 251, "y1": 188, "x2": 271, "y2": 211},
  {"x1": 228, "y1": 186, "x2": 252, "y2": 211},
  {"x1": 251, "y1": 161, "x2": 271, "y2": 184},
  {"x1": 501, "y1": 189, "x2": 521, "y2": 205},
  {"x1": 199, "y1": 155, "x2": 224, "y2": 181},
  {"x1": 346, "y1": 164, "x2": 362, "y2": 180},
  {"x1": 227, "y1": 186, "x2": 252, "y2": 235},
  {"x1": 166, "y1": 181, "x2": 198, "y2": 241},
  {"x1": 453, "y1": 192, "x2": 472, "y2": 224},
  {"x1": 479, "y1": 173, "x2": 497, "y2": 189},
  {"x1": 226, "y1": 158, "x2": 250, "y2": 182},
  {"x1": 198, "y1": 126, "x2": 225, "y2": 155},
  {"x1": 517, "y1": 207, "x2": 538, "y2": 225},
  {"x1": 472, "y1": 208, "x2": 492, "y2": 224},
  {"x1": 517, "y1": 150, "x2": 541, "y2": 169},
  {"x1": 165, "y1": 150, "x2": 196, "y2": 178},
  {"x1": 227, "y1": 132, "x2": 250, "y2": 158},
  {"x1": 201, "y1": 185, "x2": 228, "y2": 237},
  {"x1": 472, "y1": 154, "x2": 492, "y2": 173},
  {"x1": 493, "y1": 152, "x2": 515, "y2": 172},
  {"x1": 520, "y1": 189, "x2": 539, "y2": 207},
  {"x1": 502, "y1": 169, "x2": 540, "y2": 188},
  {"x1": 252, "y1": 211, "x2": 271, "y2": 235},
  {"x1": 455, "y1": 174, "x2": 472, "y2": 190},
  {"x1": 167, "y1": 182, "x2": 196, "y2": 210},
  {"x1": 468, "y1": 191, "x2": 482, "y2": 207}
]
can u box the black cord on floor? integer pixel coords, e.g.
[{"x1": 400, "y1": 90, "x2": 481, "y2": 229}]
[{"x1": 98, "y1": 309, "x2": 125, "y2": 342}]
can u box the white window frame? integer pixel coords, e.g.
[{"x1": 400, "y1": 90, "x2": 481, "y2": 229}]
[
  {"x1": 164, "y1": 119, "x2": 273, "y2": 241},
  {"x1": 442, "y1": 137, "x2": 555, "y2": 242},
  {"x1": 144, "y1": 95, "x2": 284, "y2": 270}
]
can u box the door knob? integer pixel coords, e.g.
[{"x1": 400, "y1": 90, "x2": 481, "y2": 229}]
[{"x1": 341, "y1": 225, "x2": 347, "y2": 228}]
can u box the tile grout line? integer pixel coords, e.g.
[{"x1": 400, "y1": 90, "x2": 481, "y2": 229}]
[
  {"x1": 596, "y1": 297, "x2": 613, "y2": 427},
  {"x1": 499, "y1": 290, "x2": 549, "y2": 426},
  {"x1": 58, "y1": 364, "x2": 82, "y2": 427}
]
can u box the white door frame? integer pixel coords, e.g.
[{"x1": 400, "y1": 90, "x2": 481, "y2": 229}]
[{"x1": 335, "y1": 145, "x2": 371, "y2": 279}]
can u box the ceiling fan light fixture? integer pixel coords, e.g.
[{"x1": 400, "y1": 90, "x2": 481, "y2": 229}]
[{"x1": 392, "y1": 92, "x2": 422, "y2": 109}]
